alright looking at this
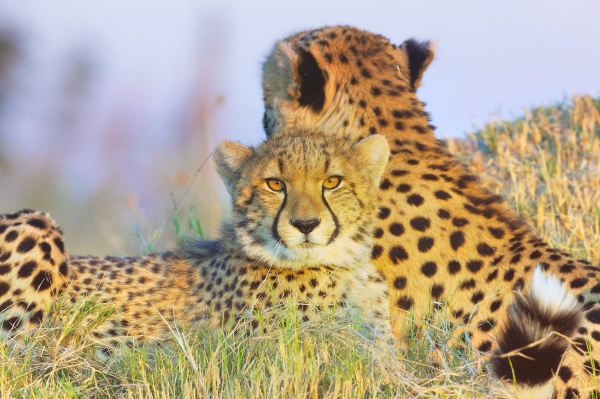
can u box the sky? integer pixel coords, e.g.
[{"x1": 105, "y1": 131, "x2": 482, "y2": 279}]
[
  {"x1": 1, "y1": 0, "x2": 599, "y2": 145},
  {"x1": 0, "y1": 0, "x2": 598, "y2": 253}
]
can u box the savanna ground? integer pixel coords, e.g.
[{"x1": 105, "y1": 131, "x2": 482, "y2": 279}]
[{"x1": 1, "y1": 96, "x2": 599, "y2": 398}]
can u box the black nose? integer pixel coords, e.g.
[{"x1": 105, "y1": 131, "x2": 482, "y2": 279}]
[{"x1": 291, "y1": 219, "x2": 320, "y2": 235}]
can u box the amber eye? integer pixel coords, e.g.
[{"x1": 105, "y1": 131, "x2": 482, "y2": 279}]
[
  {"x1": 323, "y1": 176, "x2": 343, "y2": 190},
  {"x1": 266, "y1": 178, "x2": 285, "y2": 192}
]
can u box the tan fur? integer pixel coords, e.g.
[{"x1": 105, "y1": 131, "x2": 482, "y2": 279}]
[
  {"x1": 0, "y1": 129, "x2": 391, "y2": 354},
  {"x1": 262, "y1": 25, "x2": 600, "y2": 397}
]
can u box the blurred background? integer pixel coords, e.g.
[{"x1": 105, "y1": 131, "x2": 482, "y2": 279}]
[{"x1": 0, "y1": 0, "x2": 599, "y2": 255}]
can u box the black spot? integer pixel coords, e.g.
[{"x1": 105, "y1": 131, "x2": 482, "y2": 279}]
[
  {"x1": 564, "y1": 389, "x2": 579, "y2": 399},
  {"x1": 391, "y1": 169, "x2": 408, "y2": 177},
  {"x1": 27, "y1": 218, "x2": 47, "y2": 229},
  {"x1": 371, "y1": 245, "x2": 383, "y2": 259},
  {"x1": 338, "y1": 53, "x2": 348, "y2": 63},
  {"x1": 389, "y1": 246, "x2": 409, "y2": 264},
  {"x1": 421, "y1": 174, "x2": 438, "y2": 181},
  {"x1": 510, "y1": 254, "x2": 522, "y2": 264},
  {"x1": 54, "y1": 237, "x2": 65, "y2": 253},
  {"x1": 0, "y1": 282, "x2": 9, "y2": 297},
  {"x1": 18, "y1": 261, "x2": 37, "y2": 278},
  {"x1": 529, "y1": 250, "x2": 543, "y2": 260},
  {"x1": 466, "y1": 260, "x2": 483, "y2": 273},
  {"x1": 488, "y1": 227, "x2": 505, "y2": 239},
  {"x1": 478, "y1": 341, "x2": 492, "y2": 352},
  {"x1": 389, "y1": 223, "x2": 405, "y2": 236},
  {"x1": 396, "y1": 183, "x2": 411, "y2": 193},
  {"x1": 421, "y1": 262, "x2": 437, "y2": 277},
  {"x1": 476, "y1": 243, "x2": 495, "y2": 257},
  {"x1": 410, "y1": 217, "x2": 430, "y2": 232},
  {"x1": 394, "y1": 277, "x2": 407, "y2": 290},
  {"x1": 377, "y1": 207, "x2": 391, "y2": 219},
  {"x1": 583, "y1": 359, "x2": 599, "y2": 375},
  {"x1": 379, "y1": 179, "x2": 392, "y2": 190},
  {"x1": 450, "y1": 231, "x2": 465, "y2": 250},
  {"x1": 59, "y1": 261, "x2": 68, "y2": 276},
  {"x1": 489, "y1": 300, "x2": 502, "y2": 312},
  {"x1": 417, "y1": 237, "x2": 434, "y2": 253},
  {"x1": 570, "y1": 278, "x2": 588, "y2": 289},
  {"x1": 452, "y1": 218, "x2": 469, "y2": 227},
  {"x1": 407, "y1": 194, "x2": 424, "y2": 207},
  {"x1": 460, "y1": 279, "x2": 476, "y2": 290},
  {"x1": 558, "y1": 367, "x2": 573, "y2": 383},
  {"x1": 5, "y1": 231, "x2": 18, "y2": 242},
  {"x1": 471, "y1": 291, "x2": 484, "y2": 304},
  {"x1": 431, "y1": 284, "x2": 444, "y2": 299},
  {"x1": 478, "y1": 318, "x2": 496, "y2": 332},
  {"x1": 397, "y1": 296, "x2": 413, "y2": 310},
  {"x1": 434, "y1": 190, "x2": 451, "y2": 200},
  {"x1": 297, "y1": 49, "x2": 326, "y2": 112},
  {"x1": 448, "y1": 261, "x2": 461, "y2": 274},
  {"x1": 437, "y1": 209, "x2": 451, "y2": 219},
  {"x1": 2, "y1": 316, "x2": 21, "y2": 331},
  {"x1": 503, "y1": 269, "x2": 515, "y2": 282},
  {"x1": 586, "y1": 309, "x2": 600, "y2": 324},
  {"x1": 31, "y1": 271, "x2": 53, "y2": 291}
]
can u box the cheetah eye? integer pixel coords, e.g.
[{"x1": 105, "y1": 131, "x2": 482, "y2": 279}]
[
  {"x1": 323, "y1": 176, "x2": 343, "y2": 190},
  {"x1": 266, "y1": 178, "x2": 285, "y2": 192}
]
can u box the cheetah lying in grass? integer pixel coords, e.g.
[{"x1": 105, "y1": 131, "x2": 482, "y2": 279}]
[
  {"x1": 0, "y1": 128, "x2": 391, "y2": 355},
  {"x1": 262, "y1": 25, "x2": 598, "y2": 398}
]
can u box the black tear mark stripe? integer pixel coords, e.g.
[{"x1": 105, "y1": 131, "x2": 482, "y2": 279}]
[
  {"x1": 322, "y1": 188, "x2": 340, "y2": 244},
  {"x1": 271, "y1": 187, "x2": 288, "y2": 248}
]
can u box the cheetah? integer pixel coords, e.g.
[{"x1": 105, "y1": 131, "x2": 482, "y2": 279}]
[
  {"x1": 262, "y1": 25, "x2": 600, "y2": 398},
  {"x1": 0, "y1": 128, "x2": 392, "y2": 353}
]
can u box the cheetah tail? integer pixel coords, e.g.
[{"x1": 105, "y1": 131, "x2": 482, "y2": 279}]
[{"x1": 489, "y1": 266, "x2": 582, "y2": 399}]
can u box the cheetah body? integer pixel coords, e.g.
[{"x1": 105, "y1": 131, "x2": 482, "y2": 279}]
[{"x1": 262, "y1": 25, "x2": 600, "y2": 397}]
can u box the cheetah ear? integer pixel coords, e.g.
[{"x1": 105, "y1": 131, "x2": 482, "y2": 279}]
[
  {"x1": 263, "y1": 42, "x2": 326, "y2": 116},
  {"x1": 351, "y1": 135, "x2": 390, "y2": 186},
  {"x1": 214, "y1": 141, "x2": 253, "y2": 195},
  {"x1": 400, "y1": 39, "x2": 435, "y2": 91}
]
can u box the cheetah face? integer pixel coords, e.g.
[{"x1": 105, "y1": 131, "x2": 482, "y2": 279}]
[
  {"x1": 214, "y1": 128, "x2": 389, "y2": 269},
  {"x1": 261, "y1": 25, "x2": 434, "y2": 137}
]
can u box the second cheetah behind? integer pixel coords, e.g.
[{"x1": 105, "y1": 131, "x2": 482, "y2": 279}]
[{"x1": 262, "y1": 25, "x2": 599, "y2": 398}]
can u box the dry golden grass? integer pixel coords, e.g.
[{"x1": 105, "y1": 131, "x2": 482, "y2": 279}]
[
  {"x1": 449, "y1": 95, "x2": 600, "y2": 264},
  {"x1": 1, "y1": 96, "x2": 598, "y2": 398}
]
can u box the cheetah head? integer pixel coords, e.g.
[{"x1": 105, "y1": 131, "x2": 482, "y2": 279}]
[
  {"x1": 214, "y1": 128, "x2": 389, "y2": 269},
  {"x1": 262, "y1": 25, "x2": 434, "y2": 137}
]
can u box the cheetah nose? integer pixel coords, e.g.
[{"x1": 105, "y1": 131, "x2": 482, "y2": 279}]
[{"x1": 290, "y1": 218, "x2": 320, "y2": 235}]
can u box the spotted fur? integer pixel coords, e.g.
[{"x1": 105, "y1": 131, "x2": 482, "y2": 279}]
[
  {"x1": 0, "y1": 129, "x2": 392, "y2": 353},
  {"x1": 0, "y1": 210, "x2": 68, "y2": 334},
  {"x1": 262, "y1": 25, "x2": 600, "y2": 397}
]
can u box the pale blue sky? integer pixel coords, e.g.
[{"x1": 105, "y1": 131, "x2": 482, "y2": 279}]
[{"x1": 1, "y1": 0, "x2": 599, "y2": 146}]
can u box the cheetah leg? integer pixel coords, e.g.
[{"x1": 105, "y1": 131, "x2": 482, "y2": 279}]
[
  {"x1": 554, "y1": 304, "x2": 600, "y2": 398},
  {"x1": 346, "y1": 263, "x2": 393, "y2": 347}
]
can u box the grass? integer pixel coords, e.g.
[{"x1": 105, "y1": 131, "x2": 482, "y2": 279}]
[{"x1": 1, "y1": 95, "x2": 599, "y2": 398}]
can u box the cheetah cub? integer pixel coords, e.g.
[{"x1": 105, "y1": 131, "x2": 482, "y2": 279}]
[{"x1": 0, "y1": 128, "x2": 391, "y2": 352}]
